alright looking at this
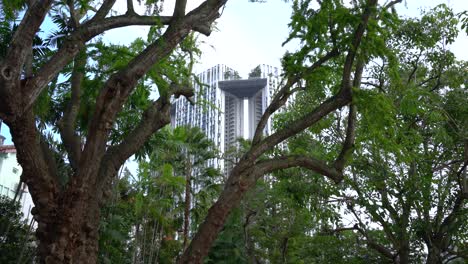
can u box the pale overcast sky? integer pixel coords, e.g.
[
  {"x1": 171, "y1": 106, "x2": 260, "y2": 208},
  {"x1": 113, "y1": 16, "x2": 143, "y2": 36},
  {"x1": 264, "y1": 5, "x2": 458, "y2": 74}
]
[
  {"x1": 106, "y1": 0, "x2": 467, "y2": 77},
  {"x1": 0, "y1": 0, "x2": 466, "y2": 144}
]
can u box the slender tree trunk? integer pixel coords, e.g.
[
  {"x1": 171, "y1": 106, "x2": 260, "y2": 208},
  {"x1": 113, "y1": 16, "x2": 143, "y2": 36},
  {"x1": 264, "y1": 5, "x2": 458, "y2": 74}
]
[
  {"x1": 280, "y1": 236, "x2": 289, "y2": 264},
  {"x1": 183, "y1": 158, "x2": 192, "y2": 250},
  {"x1": 397, "y1": 244, "x2": 410, "y2": 264},
  {"x1": 243, "y1": 208, "x2": 258, "y2": 264},
  {"x1": 132, "y1": 223, "x2": 141, "y2": 264}
]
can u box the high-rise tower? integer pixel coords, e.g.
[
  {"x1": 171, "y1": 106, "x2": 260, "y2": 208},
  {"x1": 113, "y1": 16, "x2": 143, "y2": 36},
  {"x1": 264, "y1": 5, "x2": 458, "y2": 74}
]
[{"x1": 172, "y1": 64, "x2": 280, "y2": 170}]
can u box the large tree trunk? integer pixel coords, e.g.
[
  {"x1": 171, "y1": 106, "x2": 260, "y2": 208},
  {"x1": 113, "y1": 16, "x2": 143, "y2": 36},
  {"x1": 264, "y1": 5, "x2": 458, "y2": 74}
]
[
  {"x1": 425, "y1": 247, "x2": 443, "y2": 264},
  {"x1": 178, "y1": 168, "x2": 256, "y2": 263},
  {"x1": 6, "y1": 110, "x2": 104, "y2": 263},
  {"x1": 35, "y1": 190, "x2": 101, "y2": 263}
]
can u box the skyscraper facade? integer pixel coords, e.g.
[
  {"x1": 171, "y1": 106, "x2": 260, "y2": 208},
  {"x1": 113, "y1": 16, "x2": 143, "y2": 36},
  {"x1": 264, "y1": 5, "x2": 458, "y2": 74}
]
[{"x1": 171, "y1": 64, "x2": 280, "y2": 169}]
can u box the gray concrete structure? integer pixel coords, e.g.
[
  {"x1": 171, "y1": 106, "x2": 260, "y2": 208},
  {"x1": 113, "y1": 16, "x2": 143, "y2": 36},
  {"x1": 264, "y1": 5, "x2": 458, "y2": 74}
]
[{"x1": 172, "y1": 64, "x2": 280, "y2": 171}]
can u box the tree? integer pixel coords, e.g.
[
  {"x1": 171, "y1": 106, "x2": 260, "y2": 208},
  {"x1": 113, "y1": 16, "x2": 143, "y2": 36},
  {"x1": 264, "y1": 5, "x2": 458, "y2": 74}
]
[
  {"x1": 248, "y1": 65, "x2": 261, "y2": 78},
  {"x1": 334, "y1": 5, "x2": 468, "y2": 263},
  {"x1": 96, "y1": 126, "x2": 222, "y2": 263},
  {"x1": 0, "y1": 0, "x2": 227, "y2": 262},
  {"x1": 263, "y1": 4, "x2": 466, "y2": 264},
  {"x1": 224, "y1": 69, "x2": 241, "y2": 80},
  {"x1": 0, "y1": 196, "x2": 37, "y2": 264},
  {"x1": 98, "y1": 169, "x2": 136, "y2": 264},
  {"x1": 181, "y1": 0, "x2": 404, "y2": 262}
]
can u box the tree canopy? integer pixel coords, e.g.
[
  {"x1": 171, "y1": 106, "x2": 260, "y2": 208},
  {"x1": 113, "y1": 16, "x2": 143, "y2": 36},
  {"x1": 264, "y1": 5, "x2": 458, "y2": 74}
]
[{"x1": 0, "y1": 0, "x2": 466, "y2": 263}]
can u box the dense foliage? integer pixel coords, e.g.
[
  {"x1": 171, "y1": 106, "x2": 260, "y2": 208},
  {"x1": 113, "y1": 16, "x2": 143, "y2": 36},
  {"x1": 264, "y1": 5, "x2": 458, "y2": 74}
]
[
  {"x1": 0, "y1": 196, "x2": 36, "y2": 264},
  {"x1": 0, "y1": 0, "x2": 466, "y2": 263}
]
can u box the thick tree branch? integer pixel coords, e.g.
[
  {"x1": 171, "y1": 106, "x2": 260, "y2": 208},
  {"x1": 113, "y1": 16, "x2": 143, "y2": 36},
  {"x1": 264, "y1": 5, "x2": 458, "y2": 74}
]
[
  {"x1": 67, "y1": 0, "x2": 79, "y2": 29},
  {"x1": 97, "y1": 82, "x2": 194, "y2": 189},
  {"x1": 57, "y1": 50, "x2": 86, "y2": 170},
  {"x1": 81, "y1": 0, "x2": 227, "y2": 171},
  {"x1": 437, "y1": 192, "x2": 466, "y2": 238},
  {"x1": 383, "y1": 0, "x2": 402, "y2": 11},
  {"x1": 6, "y1": 110, "x2": 59, "y2": 226},
  {"x1": 321, "y1": 226, "x2": 357, "y2": 235},
  {"x1": 24, "y1": 48, "x2": 34, "y2": 78},
  {"x1": 1, "y1": 0, "x2": 53, "y2": 82},
  {"x1": 255, "y1": 155, "x2": 343, "y2": 183},
  {"x1": 186, "y1": 0, "x2": 227, "y2": 36},
  {"x1": 172, "y1": 82, "x2": 195, "y2": 103},
  {"x1": 97, "y1": 97, "x2": 172, "y2": 186},
  {"x1": 181, "y1": 2, "x2": 376, "y2": 262},
  {"x1": 23, "y1": 0, "x2": 225, "y2": 113},
  {"x1": 23, "y1": 14, "x2": 173, "y2": 112},
  {"x1": 334, "y1": 59, "x2": 363, "y2": 171},
  {"x1": 334, "y1": 104, "x2": 356, "y2": 171},
  {"x1": 248, "y1": 0, "x2": 375, "y2": 164},
  {"x1": 249, "y1": 93, "x2": 350, "y2": 163},
  {"x1": 341, "y1": 0, "x2": 376, "y2": 93}
]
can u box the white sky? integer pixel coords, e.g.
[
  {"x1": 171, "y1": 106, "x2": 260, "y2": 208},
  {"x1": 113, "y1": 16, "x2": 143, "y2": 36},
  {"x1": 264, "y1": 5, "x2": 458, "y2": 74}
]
[{"x1": 1, "y1": 0, "x2": 467, "y2": 145}]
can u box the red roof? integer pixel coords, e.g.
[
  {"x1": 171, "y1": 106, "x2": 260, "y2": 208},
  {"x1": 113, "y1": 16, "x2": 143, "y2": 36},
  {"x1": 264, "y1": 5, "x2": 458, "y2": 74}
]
[{"x1": 0, "y1": 145, "x2": 16, "y2": 153}]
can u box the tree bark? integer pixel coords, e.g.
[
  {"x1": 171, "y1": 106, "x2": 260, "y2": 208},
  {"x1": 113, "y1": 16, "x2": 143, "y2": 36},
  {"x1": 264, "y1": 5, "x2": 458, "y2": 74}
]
[
  {"x1": 425, "y1": 247, "x2": 443, "y2": 264},
  {"x1": 179, "y1": 168, "x2": 256, "y2": 263},
  {"x1": 9, "y1": 112, "x2": 102, "y2": 263},
  {"x1": 35, "y1": 189, "x2": 101, "y2": 263},
  {"x1": 397, "y1": 244, "x2": 410, "y2": 264}
]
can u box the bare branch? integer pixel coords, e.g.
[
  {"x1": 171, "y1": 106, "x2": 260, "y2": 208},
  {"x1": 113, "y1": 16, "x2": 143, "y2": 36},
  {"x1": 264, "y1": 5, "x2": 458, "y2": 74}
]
[
  {"x1": 91, "y1": 0, "x2": 117, "y2": 21},
  {"x1": 383, "y1": 0, "x2": 402, "y2": 11},
  {"x1": 320, "y1": 226, "x2": 357, "y2": 235},
  {"x1": 67, "y1": 0, "x2": 79, "y2": 29},
  {"x1": 348, "y1": 204, "x2": 396, "y2": 260},
  {"x1": 406, "y1": 50, "x2": 423, "y2": 85},
  {"x1": 126, "y1": 0, "x2": 135, "y2": 15},
  {"x1": 380, "y1": 188, "x2": 400, "y2": 223},
  {"x1": 174, "y1": 0, "x2": 188, "y2": 18}
]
